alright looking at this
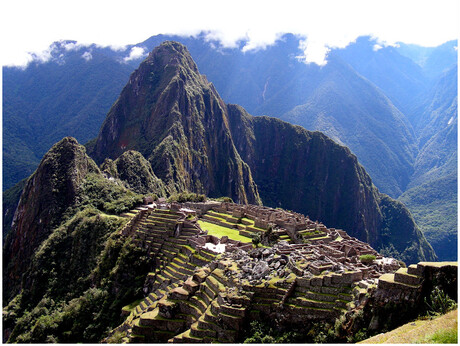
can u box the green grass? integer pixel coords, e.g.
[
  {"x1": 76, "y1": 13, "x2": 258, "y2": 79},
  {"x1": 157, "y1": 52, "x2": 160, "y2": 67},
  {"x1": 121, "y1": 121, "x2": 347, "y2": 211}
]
[
  {"x1": 425, "y1": 328, "x2": 458, "y2": 343},
  {"x1": 122, "y1": 299, "x2": 143, "y2": 313},
  {"x1": 197, "y1": 220, "x2": 253, "y2": 243},
  {"x1": 360, "y1": 309, "x2": 458, "y2": 344}
]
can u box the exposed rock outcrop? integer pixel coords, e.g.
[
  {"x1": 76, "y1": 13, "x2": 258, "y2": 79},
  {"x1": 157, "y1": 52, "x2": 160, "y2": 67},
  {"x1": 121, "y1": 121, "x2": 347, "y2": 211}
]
[
  {"x1": 101, "y1": 150, "x2": 167, "y2": 195},
  {"x1": 92, "y1": 42, "x2": 260, "y2": 205},
  {"x1": 3, "y1": 137, "x2": 99, "y2": 299}
]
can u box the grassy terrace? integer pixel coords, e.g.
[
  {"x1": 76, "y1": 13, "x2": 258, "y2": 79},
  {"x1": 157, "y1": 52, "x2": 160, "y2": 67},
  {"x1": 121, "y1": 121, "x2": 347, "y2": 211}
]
[
  {"x1": 197, "y1": 220, "x2": 253, "y2": 243},
  {"x1": 122, "y1": 299, "x2": 143, "y2": 313}
]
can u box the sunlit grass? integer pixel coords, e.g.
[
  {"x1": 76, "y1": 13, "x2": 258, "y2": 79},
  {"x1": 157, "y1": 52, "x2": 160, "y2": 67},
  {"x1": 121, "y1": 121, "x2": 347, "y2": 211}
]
[{"x1": 197, "y1": 220, "x2": 253, "y2": 243}]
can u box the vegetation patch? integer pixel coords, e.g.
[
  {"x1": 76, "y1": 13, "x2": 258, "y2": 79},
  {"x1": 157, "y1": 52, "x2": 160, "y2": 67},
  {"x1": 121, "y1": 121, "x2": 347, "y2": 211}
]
[
  {"x1": 197, "y1": 220, "x2": 253, "y2": 243},
  {"x1": 359, "y1": 254, "x2": 376, "y2": 264},
  {"x1": 359, "y1": 309, "x2": 458, "y2": 344}
]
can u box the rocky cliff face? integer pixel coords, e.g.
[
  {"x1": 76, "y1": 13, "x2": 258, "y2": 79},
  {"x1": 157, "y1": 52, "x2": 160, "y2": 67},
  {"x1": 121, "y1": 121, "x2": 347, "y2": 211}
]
[
  {"x1": 227, "y1": 107, "x2": 381, "y2": 245},
  {"x1": 226, "y1": 105, "x2": 435, "y2": 263},
  {"x1": 101, "y1": 150, "x2": 167, "y2": 195},
  {"x1": 92, "y1": 42, "x2": 260, "y2": 205},
  {"x1": 90, "y1": 41, "x2": 435, "y2": 264},
  {"x1": 3, "y1": 137, "x2": 100, "y2": 299}
]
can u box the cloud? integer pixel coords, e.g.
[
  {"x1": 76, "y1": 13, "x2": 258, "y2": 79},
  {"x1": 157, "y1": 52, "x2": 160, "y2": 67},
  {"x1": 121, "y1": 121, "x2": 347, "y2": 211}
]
[
  {"x1": 123, "y1": 46, "x2": 147, "y2": 62},
  {"x1": 82, "y1": 51, "x2": 92, "y2": 61},
  {"x1": 62, "y1": 41, "x2": 83, "y2": 51},
  {"x1": 296, "y1": 38, "x2": 331, "y2": 66},
  {"x1": 1, "y1": 0, "x2": 458, "y2": 67}
]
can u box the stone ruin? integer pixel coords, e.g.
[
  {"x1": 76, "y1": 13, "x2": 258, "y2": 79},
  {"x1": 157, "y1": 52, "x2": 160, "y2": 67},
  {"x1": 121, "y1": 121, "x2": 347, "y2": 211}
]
[{"x1": 110, "y1": 201, "x2": 457, "y2": 343}]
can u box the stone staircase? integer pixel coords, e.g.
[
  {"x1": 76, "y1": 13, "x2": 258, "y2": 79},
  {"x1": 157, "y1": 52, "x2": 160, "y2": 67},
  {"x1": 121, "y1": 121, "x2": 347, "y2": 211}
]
[
  {"x1": 125, "y1": 262, "x2": 251, "y2": 343},
  {"x1": 378, "y1": 265, "x2": 423, "y2": 290},
  {"x1": 172, "y1": 267, "x2": 249, "y2": 343}
]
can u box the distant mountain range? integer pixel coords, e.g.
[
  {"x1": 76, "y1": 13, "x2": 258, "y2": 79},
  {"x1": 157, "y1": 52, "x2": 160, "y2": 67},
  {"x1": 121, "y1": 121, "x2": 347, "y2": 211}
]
[{"x1": 3, "y1": 34, "x2": 457, "y2": 260}]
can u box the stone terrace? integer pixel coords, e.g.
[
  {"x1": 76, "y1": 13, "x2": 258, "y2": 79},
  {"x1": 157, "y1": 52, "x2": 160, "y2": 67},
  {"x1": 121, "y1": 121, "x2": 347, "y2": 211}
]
[{"x1": 112, "y1": 202, "x2": 405, "y2": 343}]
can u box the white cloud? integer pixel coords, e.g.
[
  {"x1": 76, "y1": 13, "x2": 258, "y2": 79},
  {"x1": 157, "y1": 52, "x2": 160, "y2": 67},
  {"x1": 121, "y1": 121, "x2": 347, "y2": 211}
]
[
  {"x1": 62, "y1": 41, "x2": 82, "y2": 51},
  {"x1": 82, "y1": 51, "x2": 92, "y2": 61},
  {"x1": 123, "y1": 46, "x2": 147, "y2": 62},
  {"x1": 1, "y1": 0, "x2": 458, "y2": 67},
  {"x1": 297, "y1": 38, "x2": 331, "y2": 66}
]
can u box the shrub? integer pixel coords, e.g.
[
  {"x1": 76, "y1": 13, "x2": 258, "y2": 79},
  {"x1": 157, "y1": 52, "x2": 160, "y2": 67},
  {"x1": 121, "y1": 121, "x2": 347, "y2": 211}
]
[
  {"x1": 213, "y1": 196, "x2": 234, "y2": 203},
  {"x1": 359, "y1": 254, "x2": 376, "y2": 264},
  {"x1": 424, "y1": 287, "x2": 457, "y2": 316},
  {"x1": 251, "y1": 233, "x2": 261, "y2": 247}
]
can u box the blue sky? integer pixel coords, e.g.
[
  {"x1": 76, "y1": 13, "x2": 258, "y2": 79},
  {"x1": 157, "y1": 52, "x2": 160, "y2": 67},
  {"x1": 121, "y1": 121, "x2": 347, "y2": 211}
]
[{"x1": 1, "y1": 0, "x2": 458, "y2": 66}]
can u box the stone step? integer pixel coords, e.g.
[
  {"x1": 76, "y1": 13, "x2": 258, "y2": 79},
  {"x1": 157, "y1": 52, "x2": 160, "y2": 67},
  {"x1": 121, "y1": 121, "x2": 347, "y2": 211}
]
[
  {"x1": 253, "y1": 296, "x2": 280, "y2": 306},
  {"x1": 163, "y1": 266, "x2": 186, "y2": 281},
  {"x1": 169, "y1": 262, "x2": 194, "y2": 277},
  {"x1": 197, "y1": 249, "x2": 217, "y2": 261},
  {"x1": 197, "y1": 314, "x2": 220, "y2": 333},
  {"x1": 132, "y1": 317, "x2": 156, "y2": 337},
  {"x1": 175, "y1": 329, "x2": 204, "y2": 343},
  {"x1": 199, "y1": 283, "x2": 216, "y2": 303},
  {"x1": 282, "y1": 303, "x2": 338, "y2": 319},
  {"x1": 407, "y1": 264, "x2": 422, "y2": 276},
  {"x1": 139, "y1": 309, "x2": 186, "y2": 331},
  {"x1": 210, "y1": 270, "x2": 230, "y2": 287},
  {"x1": 148, "y1": 292, "x2": 160, "y2": 302},
  {"x1": 378, "y1": 273, "x2": 421, "y2": 290},
  {"x1": 190, "y1": 321, "x2": 217, "y2": 339},
  {"x1": 211, "y1": 301, "x2": 243, "y2": 330},
  {"x1": 394, "y1": 268, "x2": 423, "y2": 286},
  {"x1": 303, "y1": 290, "x2": 338, "y2": 302},
  {"x1": 220, "y1": 304, "x2": 246, "y2": 317},
  {"x1": 203, "y1": 304, "x2": 219, "y2": 324},
  {"x1": 168, "y1": 237, "x2": 189, "y2": 246},
  {"x1": 289, "y1": 296, "x2": 336, "y2": 310},
  {"x1": 178, "y1": 300, "x2": 204, "y2": 319},
  {"x1": 191, "y1": 254, "x2": 212, "y2": 267},
  {"x1": 162, "y1": 249, "x2": 177, "y2": 259},
  {"x1": 205, "y1": 276, "x2": 224, "y2": 296},
  {"x1": 150, "y1": 212, "x2": 180, "y2": 220},
  {"x1": 162, "y1": 242, "x2": 182, "y2": 252},
  {"x1": 189, "y1": 295, "x2": 208, "y2": 312},
  {"x1": 174, "y1": 259, "x2": 197, "y2": 272}
]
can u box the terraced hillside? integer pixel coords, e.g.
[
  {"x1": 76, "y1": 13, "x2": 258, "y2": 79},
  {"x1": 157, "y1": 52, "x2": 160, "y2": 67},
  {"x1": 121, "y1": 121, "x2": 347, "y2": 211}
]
[{"x1": 105, "y1": 201, "x2": 408, "y2": 343}]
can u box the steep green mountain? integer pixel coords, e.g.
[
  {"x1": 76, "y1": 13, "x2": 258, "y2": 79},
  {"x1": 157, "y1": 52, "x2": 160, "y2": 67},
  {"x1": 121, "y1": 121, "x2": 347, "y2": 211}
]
[
  {"x1": 91, "y1": 41, "x2": 435, "y2": 264},
  {"x1": 91, "y1": 42, "x2": 260, "y2": 205},
  {"x1": 101, "y1": 150, "x2": 167, "y2": 195},
  {"x1": 399, "y1": 174, "x2": 457, "y2": 261},
  {"x1": 281, "y1": 56, "x2": 418, "y2": 197},
  {"x1": 408, "y1": 66, "x2": 458, "y2": 161},
  {"x1": 149, "y1": 35, "x2": 419, "y2": 197},
  {"x1": 397, "y1": 66, "x2": 458, "y2": 261},
  {"x1": 5, "y1": 35, "x2": 455, "y2": 203},
  {"x1": 227, "y1": 107, "x2": 433, "y2": 263},
  {"x1": 3, "y1": 137, "x2": 100, "y2": 298},
  {"x1": 330, "y1": 36, "x2": 429, "y2": 114},
  {"x1": 3, "y1": 34, "x2": 421, "y2": 198},
  {"x1": 3, "y1": 138, "x2": 153, "y2": 343}
]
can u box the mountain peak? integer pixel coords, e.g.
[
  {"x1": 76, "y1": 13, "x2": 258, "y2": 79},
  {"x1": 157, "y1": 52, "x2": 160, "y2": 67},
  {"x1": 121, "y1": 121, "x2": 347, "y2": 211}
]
[
  {"x1": 4, "y1": 137, "x2": 99, "y2": 298},
  {"x1": 92, "y1": 41, "x2": 260, "y2": 204},
  {"x1": 145, "y1": 41, "x2": 201, "y2": 74}
]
